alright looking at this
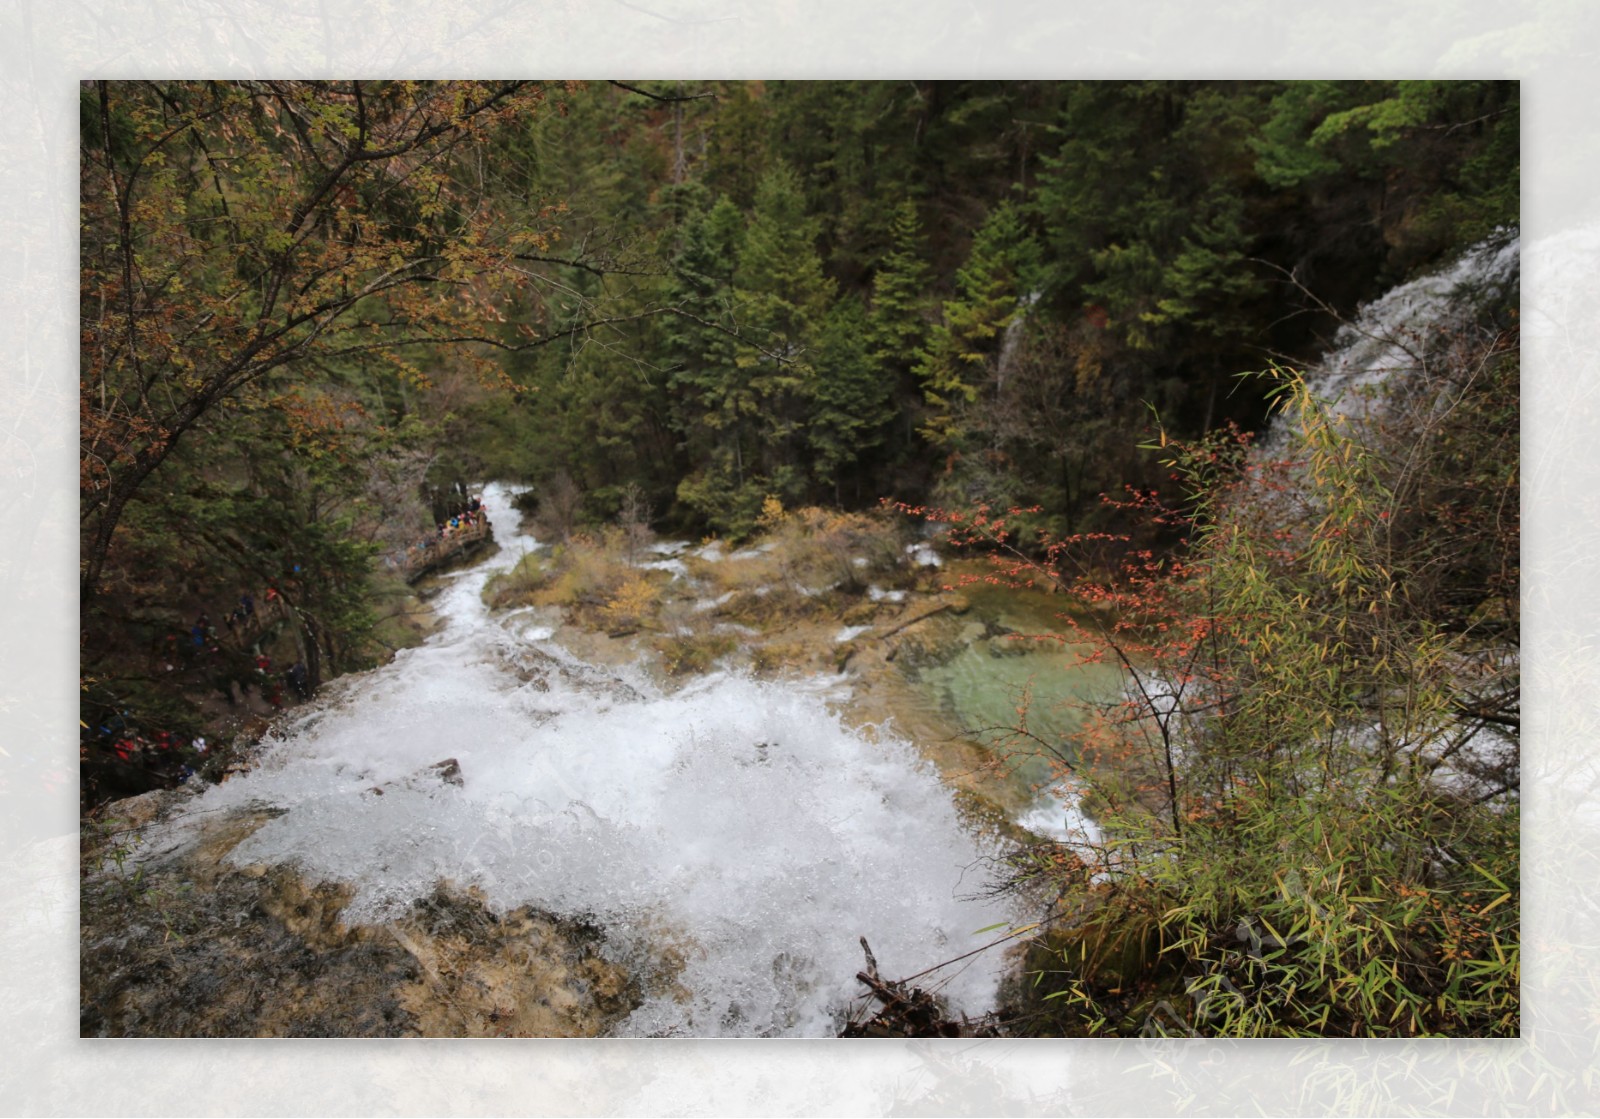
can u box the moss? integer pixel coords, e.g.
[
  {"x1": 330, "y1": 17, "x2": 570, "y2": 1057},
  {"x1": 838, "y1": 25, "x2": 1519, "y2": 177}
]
[
  {"x1": 652, "y1": 632, "x2": 739, "y2": 677},
  {"x1": 750, "y1": 642, "x2": 809, "y2": 676}
]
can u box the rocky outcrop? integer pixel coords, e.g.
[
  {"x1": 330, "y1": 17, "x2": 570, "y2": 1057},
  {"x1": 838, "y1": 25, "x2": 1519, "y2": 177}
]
[{"x1": 80, "y1": 775, "x2": 638, "y2": 1038}]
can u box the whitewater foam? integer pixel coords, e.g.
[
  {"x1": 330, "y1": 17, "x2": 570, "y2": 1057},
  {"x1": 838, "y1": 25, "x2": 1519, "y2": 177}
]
[{"x1": 151, "y1": 483, "x2": 1011, "y2": 1036}]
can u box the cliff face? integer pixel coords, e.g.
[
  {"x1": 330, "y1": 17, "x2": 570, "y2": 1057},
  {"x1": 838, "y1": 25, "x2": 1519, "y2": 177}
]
[{"x1": 80, "y1": 781, "x2": 640, "y2": 1038}]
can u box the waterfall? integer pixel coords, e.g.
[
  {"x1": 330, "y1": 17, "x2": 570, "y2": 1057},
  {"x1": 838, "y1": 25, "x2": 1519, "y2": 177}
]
[
  {"x1": 1259, "y1": 231, "x2": 1520, "y2": 803},
  {"x1": 1303, "y1": 231, "x2": 1519, "y2": 419},
  {"x1": 135, "y1": 484, "x2": 1011, "y2": 1037},
  {"x1": 994, "y1": 289, "x2": 1042, "y2": 396}
]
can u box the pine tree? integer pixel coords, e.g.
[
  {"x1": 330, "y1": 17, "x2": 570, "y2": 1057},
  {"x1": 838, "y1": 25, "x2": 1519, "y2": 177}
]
[
  {"x1": 663, "y1": 195, "x2": 751, "y2": 529},
  {"x1": 914, "y1": 200, "x2": 1040, "y2": 450},
  {"x1": 867, "y1": 199, "x2": 934, "y2": 367},
  {"x1": 734, "y1": 162, "x2": 835, "y2": 487},
  {"x1": 705, "y1": 81, "x2": 770, "y2": 209},
  {"x1": 809, "y1": 295, "x2": 892, "y2": 503}
]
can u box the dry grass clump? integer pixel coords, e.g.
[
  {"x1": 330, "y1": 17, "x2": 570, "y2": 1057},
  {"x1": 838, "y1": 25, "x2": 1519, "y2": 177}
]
[
  {"x1": 652, "y1": 631, "x2": 739, "y2": 677},
  {"x1": 761, "y1": 500, "x2": 907, "y2": 594},
  {"x1": 482, "y1": 529, "x2": 668, "y2": 631},
  {"x1": 691, "y1": 499, "x2": 910, "y2": 604},
  {"x1": 681, "y1": 537, "x2": 781, "y2": 596},
  {"x1": 719, "y1": 586, "x2": 826, "y2": 631},
  {"x1": 749, "y1": 641, "x2": 810, "y2": 677}
]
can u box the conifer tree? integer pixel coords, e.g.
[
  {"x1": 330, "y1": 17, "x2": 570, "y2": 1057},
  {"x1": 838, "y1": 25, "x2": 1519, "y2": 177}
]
[
  {"x1": 663, "y1": 195, "x2": 751, "y2": 528},
  {"x1": 809, "y1": 295, "x2": 891, "y2": 503},
  {"x1": 914, "y1": 200, "x2": 1040, "y2": 450},
  {"x1": 867, "y1": 199, "x2": 934, "y2": 367},
  {"x1": 738, "y1": 162, "x2": 835, "y2": 349},
  {"x1": 730, "y1": 163, "x2": 833, "y2": 505},
  {"x1": 705, "y1": 81, "x2": 770, "y2": 209}
]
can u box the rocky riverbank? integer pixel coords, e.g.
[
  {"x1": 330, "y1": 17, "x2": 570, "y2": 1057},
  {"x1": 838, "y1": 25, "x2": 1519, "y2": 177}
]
[{"x1": 81, "y1": 776, "x2": 644, "y2": 1038}]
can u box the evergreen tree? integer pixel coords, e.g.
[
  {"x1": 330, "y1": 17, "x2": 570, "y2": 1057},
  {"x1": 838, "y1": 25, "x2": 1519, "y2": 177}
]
[
  {"x1": 867, "y1": 199, "x2": 934, "y2": 367},
  {"x1": 735, "y1": 162, "x2": 835, "y2": 493},
  {"x1": 705, "y1": 81, "x2": 770, "y2": 209},
  {"x1": 664, "y1": 194, "x2": 751, "y2": 530},
  {"x1": 914, "y1": 200, "x2": 1041, "y2": 452},
  {"x1": 809, "y1": 295, "x2": 892, "y2": 503}
]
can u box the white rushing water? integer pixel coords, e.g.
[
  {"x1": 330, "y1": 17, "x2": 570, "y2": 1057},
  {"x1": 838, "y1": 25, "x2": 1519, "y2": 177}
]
[
  {"x1": 1305, "y1": 230, "x2": 1519, "y2": 417},
  {"x1": 1263, "y1": 232, "x2": 1521, "y2": 804},
  {"x1": 154, "y1": 483, "x2": 1011, "y2": 1036}
]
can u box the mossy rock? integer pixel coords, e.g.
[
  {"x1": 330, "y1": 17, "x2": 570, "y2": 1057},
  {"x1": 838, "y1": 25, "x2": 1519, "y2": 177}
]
[
  {"x1": 652, "y1": 633, "x2": 738, "y2": 677},
  {"x1": 841, "y1": 600, "x2": 883, "y2": 626},
  {"x1": 751, "y1": 642, "x2": 809, "y2": 676},
  {"x1": 985, "y1": 633, "x2": 1036, "y2": 658},
  {"x1": 832, "y1": 642, "x2": 860, "y2": 672},
  {"x1": 948, "y1": 787, "x2": 1030, "y2": 844}
]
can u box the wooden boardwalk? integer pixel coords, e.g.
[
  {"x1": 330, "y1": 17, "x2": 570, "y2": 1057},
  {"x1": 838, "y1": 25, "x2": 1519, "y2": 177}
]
[{"x1": 388, "y1": 517, "x2": 493, "y2": 583}]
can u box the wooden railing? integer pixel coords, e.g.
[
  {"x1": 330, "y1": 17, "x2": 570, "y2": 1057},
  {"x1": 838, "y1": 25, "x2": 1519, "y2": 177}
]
[{"x1": 388, "y1": 517, "x2": 493, "y2": 583}]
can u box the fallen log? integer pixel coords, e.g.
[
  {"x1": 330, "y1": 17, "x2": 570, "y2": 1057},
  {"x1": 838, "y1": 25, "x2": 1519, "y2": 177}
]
[{"x1": 874, "y1": 602, "x2": 954, "y2": 641}]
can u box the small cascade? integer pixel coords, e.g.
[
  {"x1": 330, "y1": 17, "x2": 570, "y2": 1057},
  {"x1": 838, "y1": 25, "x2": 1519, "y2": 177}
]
[
  {"x1": 1251, "y1": 232, "x2": 1521, "y2": 804},
  {"x1": 994, "y1": 289, "x2": 1043, "y2": 395},
  {"x1": 1301, "y1": 231, "x2": 1519, "y2": 421}
]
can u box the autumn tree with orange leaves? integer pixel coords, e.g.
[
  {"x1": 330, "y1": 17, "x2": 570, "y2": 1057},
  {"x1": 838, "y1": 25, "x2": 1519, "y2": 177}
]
[{"x1": 78, "y1": 79, "x2": 604, "y2": 606}]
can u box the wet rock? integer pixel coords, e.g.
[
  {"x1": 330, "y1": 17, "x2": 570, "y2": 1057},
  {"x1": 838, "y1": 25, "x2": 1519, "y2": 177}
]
[
  {"x1": 388, "y1": 888, "x2": 638, "y2": 1037},
  {"x1": 82, "y1": 777, "x2": 644, "y2": 1038},
  {"x1": 365, "y1": 757, "x2": 466, "y2": 797},
  {"x1": 955, "y1": 620, "x2": 987, "y2": 646},
  {"x1": 98, "y1": 785, "x2": 200, "y2": 831},
  {"x1": 430, "y1": 758, "x2": 464, "y2": 787},
  {"x1": 986, "y1": 631, "x2": 1037, "y2": 658},
  {"x1": 834, "y1": 642, "x2": 860, "y2": 673}
]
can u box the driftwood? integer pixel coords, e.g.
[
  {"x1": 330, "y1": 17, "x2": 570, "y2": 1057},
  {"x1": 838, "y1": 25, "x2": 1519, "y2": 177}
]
[
  {"x1": 839, "y1": 936, "x2": 1006, "y2": 1038},
  {"x1": 874, "y1": 602, "x2": 955, "y2": 640}
]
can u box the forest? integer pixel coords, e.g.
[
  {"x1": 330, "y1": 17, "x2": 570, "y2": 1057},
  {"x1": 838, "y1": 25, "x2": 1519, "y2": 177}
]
[{"x1": 78, "y1": 79, "x2": 1519, "y2": 1037}]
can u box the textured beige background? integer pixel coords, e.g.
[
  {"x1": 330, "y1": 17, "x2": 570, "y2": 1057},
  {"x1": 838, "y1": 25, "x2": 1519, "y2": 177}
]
[{"x1": 3, "y1": 5, "x2": 1592, "y2": 1113}]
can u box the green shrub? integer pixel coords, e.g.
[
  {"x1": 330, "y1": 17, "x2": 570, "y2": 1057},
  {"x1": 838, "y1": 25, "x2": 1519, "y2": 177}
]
[
  {"x1": 652, "y1": 632, "x2": 739, "y2": 677},
  {"x1": 927, "y1": 351, "x2": 1520, "y2": 1037},
  {"x1": 481, "y1": 550, "x2": 553, "y2": 610}
]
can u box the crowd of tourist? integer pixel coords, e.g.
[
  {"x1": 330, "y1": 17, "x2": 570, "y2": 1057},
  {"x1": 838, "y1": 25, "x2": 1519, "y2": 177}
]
[
  {"x1": 87, "y1": 496, "x2": 490, "y2": 805},
  {"x1": 83, "y1": 575, "x2": 318, "y2": 802},
  {"x1": 81, "y1": 706, "x2": 210, "y2": 795},
  {"x1": 394, "y1": 497, "x2": 490, "y2": 573}
]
